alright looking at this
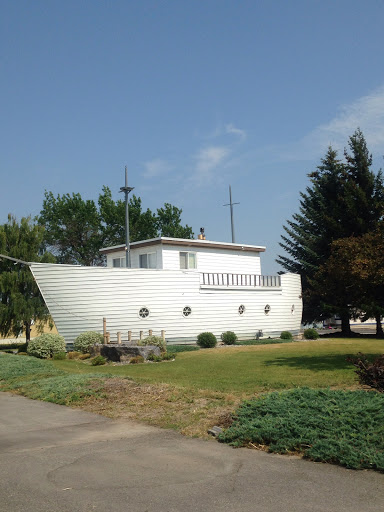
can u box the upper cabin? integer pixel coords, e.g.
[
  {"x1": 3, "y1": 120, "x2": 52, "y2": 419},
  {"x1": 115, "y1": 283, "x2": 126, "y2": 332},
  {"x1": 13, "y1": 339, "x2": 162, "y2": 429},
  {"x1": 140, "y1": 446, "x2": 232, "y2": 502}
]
[{"x1": 100, "y1": 237, "x2": 266, "y2": 275}]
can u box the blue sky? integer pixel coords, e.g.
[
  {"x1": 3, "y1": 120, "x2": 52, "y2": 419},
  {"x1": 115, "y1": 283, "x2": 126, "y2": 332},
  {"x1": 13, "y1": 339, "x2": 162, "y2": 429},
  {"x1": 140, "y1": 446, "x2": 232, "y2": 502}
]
[{"x1": 2, "y1": 0, "x2": 384, "y2": 273}]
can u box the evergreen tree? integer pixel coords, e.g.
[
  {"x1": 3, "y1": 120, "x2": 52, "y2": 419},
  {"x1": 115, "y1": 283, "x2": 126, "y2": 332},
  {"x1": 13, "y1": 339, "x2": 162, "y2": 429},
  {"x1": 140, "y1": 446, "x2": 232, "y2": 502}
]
[
  {"x1": 0, "y1": 215, "x2": 54, "y2": 342},
  {"x1": 278, "y1": 130, "x2": 384, "y2": 333}
]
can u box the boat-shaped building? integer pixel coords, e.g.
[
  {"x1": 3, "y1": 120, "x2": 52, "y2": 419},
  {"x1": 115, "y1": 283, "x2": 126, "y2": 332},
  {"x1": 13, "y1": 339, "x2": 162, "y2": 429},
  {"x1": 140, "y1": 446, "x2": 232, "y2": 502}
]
[{"x1": 30, "y1": 236, "x2": 302, "y2": 343}]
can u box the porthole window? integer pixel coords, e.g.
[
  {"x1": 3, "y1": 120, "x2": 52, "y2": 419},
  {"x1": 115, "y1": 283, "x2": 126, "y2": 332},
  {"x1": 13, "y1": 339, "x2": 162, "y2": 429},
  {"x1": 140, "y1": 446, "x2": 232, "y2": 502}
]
[
  {"x1": 238, "y1": 304, "x2": 246, "y2": 315},
  {"x1": 291, "y1": 304, "x2": 295, "y2": 314},
  {"x1": 183, "y1": 306, "x2": 192, "y2": 317},
  {"x1": 264, "y1": 304, "x2": 271, "y2": 315},
  {"x1": 139, "y1": 307, "x2": 149, "y2": 319}
]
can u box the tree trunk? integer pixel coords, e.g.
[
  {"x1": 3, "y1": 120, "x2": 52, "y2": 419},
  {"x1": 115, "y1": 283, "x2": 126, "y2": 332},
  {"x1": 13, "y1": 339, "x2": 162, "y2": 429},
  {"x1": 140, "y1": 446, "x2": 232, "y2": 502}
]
[
  {"x1": 375, "y1": 314, "x2": 384, "y2": 337},
  {"x1": 340, "y1": 312, "x2": 352, "y2": 336},
  {"x1": 25, "y1": 322, "x2": 31, "y2": 343}
]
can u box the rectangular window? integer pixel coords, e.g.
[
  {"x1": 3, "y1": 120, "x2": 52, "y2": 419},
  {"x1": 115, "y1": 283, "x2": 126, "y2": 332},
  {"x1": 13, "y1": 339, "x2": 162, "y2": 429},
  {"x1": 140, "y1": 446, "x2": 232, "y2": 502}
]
[
  {"x1": 113, "y1": 257, "x2": 126, "y2": 268},
  {"x1": 179, "y1": 252, "x2": 197, "y2": 269},
  {"x1": 139, "y1": 252, "x2": 157, "y2": 268}
]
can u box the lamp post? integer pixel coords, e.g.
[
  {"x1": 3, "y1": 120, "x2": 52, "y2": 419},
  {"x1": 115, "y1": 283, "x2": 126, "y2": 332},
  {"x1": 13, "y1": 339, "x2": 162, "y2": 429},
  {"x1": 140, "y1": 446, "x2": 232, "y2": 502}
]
[{"x1": 119, "y1": 166, "x2": 134, "y2": 267}]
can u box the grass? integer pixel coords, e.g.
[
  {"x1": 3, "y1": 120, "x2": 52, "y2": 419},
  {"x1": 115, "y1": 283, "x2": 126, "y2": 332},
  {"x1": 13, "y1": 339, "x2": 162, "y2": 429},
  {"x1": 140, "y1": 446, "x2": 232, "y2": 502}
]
[
  {"x1": 218, "y1": 388, "x2": 384, "y2": 471},
  {"x1": 1, "y1": 338, "x2": 384, "y2": 470},
  {"x1": 54, "y1": 338, "x2": 384, "y2": 393}
]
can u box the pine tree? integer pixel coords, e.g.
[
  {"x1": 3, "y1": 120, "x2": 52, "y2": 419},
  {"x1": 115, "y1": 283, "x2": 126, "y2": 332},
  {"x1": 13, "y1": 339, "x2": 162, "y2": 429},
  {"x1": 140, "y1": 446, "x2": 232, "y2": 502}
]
[
  {"x1": 278, "y1": 130, "x2": 384, "y2": 333},
  {"x1": 0, "y1": 215, "x2": 55, "y2": 342}
]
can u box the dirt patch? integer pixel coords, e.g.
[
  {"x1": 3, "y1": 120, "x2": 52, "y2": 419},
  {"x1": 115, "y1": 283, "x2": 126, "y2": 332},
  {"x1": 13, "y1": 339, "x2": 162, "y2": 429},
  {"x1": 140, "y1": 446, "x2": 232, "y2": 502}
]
[{"x1": 76, "y1": 377, "x2": 243, "y2": 438}]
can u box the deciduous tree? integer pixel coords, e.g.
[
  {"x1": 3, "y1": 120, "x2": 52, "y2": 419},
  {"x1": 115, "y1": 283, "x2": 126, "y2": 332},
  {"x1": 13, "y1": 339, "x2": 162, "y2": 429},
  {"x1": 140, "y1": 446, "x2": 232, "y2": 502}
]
[{"x1": 39, "y1": 187, "x2": 193, "y2": 266}]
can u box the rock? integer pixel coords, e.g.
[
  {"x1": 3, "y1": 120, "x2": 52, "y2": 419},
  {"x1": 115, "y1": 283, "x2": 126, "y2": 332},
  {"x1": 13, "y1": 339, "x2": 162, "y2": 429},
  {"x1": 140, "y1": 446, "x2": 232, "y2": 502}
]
[
  {"x1": 90, "y1": 344, "x2": 161, "y2": 362},
  {"x1": 207, "y1": 426, "x2": 223, "y2": 437}
]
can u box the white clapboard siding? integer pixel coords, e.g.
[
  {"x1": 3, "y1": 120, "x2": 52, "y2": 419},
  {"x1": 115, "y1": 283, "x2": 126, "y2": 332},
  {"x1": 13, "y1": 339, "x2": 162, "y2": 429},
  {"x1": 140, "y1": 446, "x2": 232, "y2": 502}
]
[
  {"x1": 106, "y1": 243, "x2": 261, "y2": 274},
  {"x1": 31, "y1": 263, "x2": 302, "y2": 343},
  {"x1": 161, "y1": 245, "x2": 261, "y2": 273}
]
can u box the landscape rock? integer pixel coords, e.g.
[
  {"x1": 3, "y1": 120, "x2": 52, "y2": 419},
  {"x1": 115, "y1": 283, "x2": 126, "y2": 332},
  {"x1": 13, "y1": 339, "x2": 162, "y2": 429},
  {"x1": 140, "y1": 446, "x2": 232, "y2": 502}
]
[{"x1": 90, "y1": 343, "x2": 161, "y2": 362}]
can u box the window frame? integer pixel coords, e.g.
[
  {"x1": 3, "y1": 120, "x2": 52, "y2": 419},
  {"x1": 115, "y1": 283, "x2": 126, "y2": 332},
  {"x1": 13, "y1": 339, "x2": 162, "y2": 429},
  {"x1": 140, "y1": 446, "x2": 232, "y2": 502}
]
[
  {"x1": 139, "y1": 252, "x2": 157, "y2": 269},
  {"x1": 112, "y1": 257, "x2": 126, "y2": 268},
  {"x1": 179, "y1": 251, "x2": 197, "y2": 270}
]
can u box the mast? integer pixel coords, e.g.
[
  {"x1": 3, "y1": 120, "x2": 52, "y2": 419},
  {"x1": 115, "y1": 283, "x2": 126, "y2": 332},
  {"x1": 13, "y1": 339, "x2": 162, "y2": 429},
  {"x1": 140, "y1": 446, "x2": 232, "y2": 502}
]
[
  {"x1": 119, "y1": 166, "x2": 134, "y2": 267},
  {"x1": 223, "y1": 185, "x2": 239, "y2": 243}
]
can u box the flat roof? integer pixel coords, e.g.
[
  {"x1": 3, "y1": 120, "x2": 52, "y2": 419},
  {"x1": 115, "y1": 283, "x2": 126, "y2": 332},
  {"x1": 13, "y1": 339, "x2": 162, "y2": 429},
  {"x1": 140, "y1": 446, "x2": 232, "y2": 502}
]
[{"x1": 100, "y1": 237, "x2": 266, "y2": 254}]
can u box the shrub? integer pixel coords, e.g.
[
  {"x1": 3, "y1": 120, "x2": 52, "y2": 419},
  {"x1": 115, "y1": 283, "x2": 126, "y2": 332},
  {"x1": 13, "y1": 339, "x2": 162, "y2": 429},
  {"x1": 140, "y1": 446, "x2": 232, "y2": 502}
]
[
  {"x1": 53, "y1": 352, "x2": 67, "y2": 360},
  {"x1": 197, "y1": 332, "x2": 217, "y2": 348},
  {"x1": 130, "y1": 355, "x2": 145, "y2": 364},
  {"x1": 67, "y1": 351, "x2": 81, "y2": 359},
  {"x1": 79, "y1": 353, "x2": 91, "y2": 360},
  {"x1": 147, "y1": 353, "x2": 162, "y2": 362},
  {"x1": 167, "y1": 345, "x2": 199, "y2": 353},
  {"x1": 0, "y1": 343, "x2": 26, "y2": 351},
  {"x1": 138, "y1": 335, "x2": 166, "y2": 353},
  {"x1": 91, "y1": 355, "x2": 106, "y2": 366},
  {"x1": 73, "y1": 331, "x2": 104, "y2": 354},
  {"x1": 303, "y1": 328, "x2": 318, "y2": 340},
  {"x1": 347, "y1": 353, "x2": 384, "y2": 392},
  {"x1": 161, "y1": 352, "x2": 176, "y2": 361},
  {"x1": 280, "y1": 331, "x2": 293, "y2": 340},
  {"x1": 221, "y1": 331, "x2": 238, "y2": 345},
  {"x1": 27, "y1": 334, "x2": 66, "y2": 359}
]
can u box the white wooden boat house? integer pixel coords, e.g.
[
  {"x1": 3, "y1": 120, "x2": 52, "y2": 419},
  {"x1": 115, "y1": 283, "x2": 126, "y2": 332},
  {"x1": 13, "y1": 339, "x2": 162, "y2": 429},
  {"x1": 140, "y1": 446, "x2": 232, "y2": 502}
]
[{"x1": 30, "y1": 235, "x2": 303, "y2": 343}]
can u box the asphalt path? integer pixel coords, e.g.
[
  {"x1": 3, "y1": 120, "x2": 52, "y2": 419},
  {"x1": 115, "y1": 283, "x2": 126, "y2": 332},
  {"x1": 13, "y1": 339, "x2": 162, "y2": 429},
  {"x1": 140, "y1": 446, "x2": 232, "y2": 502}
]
[{"x1": 1, "y1": 392, "x2": 383, "y2": 512}]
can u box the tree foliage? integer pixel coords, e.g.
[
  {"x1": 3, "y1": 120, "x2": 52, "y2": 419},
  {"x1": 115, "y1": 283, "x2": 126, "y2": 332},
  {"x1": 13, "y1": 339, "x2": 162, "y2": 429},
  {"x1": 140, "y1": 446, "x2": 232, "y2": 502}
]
[
  {"x1": 39, "y1": 186, "x2": 193, "y2": 266},
  {"x1": 39, "y1": 191, "x2": 102, "y2": 266},
  {"x1": 314, "y1": 230, "x2": 384, "y2": 335},
  {"x1": 278, "y1": 129, "x2": 384, "y2": 332},
  {"x1": 0, "y1": 215, "x2": 54, "y2": 341}
]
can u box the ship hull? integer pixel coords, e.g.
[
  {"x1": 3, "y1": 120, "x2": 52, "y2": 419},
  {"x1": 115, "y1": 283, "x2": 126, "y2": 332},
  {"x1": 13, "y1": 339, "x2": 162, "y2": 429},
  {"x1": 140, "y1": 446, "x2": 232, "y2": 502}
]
[{"x1": 31, "y1": 263, "x2": 302, "y2": 343}]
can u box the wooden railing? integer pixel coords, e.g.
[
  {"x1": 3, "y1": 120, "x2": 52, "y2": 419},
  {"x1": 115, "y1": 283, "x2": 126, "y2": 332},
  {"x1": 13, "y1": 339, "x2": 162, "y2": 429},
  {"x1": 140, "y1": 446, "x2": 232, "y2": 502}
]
[{"x1": 200, "y1": 273, "x2": 281, "y2": 287}]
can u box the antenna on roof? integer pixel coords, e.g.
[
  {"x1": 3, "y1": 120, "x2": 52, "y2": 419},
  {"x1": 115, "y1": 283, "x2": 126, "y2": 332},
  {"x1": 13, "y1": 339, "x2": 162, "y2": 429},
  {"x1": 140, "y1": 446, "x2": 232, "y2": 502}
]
[
  {"x1": 223, "y1": 185, "x2": 239, "y2": 243},
  {"x1": 119, "y1": 166, "x2": 134, "y2": 268}
]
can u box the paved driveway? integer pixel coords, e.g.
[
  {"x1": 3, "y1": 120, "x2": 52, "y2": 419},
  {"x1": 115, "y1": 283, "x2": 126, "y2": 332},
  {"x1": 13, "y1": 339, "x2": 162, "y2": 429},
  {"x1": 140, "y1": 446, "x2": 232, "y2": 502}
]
[{"x1": 1, "y1": 392, "x2": 383, "y2": 512}]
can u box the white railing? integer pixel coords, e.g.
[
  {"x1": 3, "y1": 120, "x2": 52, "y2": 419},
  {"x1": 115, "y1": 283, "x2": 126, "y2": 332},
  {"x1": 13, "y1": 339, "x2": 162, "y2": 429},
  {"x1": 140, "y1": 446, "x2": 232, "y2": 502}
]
[{"x1": 200, "y1": 273, "x2": 281, "y2": 287}]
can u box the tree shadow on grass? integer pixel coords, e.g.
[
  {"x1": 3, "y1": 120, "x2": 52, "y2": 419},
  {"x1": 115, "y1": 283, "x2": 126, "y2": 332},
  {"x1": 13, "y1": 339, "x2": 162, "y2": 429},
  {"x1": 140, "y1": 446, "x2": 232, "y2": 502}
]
[{"x1": 263, "y1": 353, "x2": 383, "y2": 372}]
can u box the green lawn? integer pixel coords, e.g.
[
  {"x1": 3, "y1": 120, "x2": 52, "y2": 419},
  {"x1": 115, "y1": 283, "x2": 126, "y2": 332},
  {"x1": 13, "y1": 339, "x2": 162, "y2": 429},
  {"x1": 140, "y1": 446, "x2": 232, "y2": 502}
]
[
  {"x1": 2, "y1": 338, "x2": 384, "y2": 471},
  {"x1": 53, "y1": 338, "x2": 384, "y2": 394}
]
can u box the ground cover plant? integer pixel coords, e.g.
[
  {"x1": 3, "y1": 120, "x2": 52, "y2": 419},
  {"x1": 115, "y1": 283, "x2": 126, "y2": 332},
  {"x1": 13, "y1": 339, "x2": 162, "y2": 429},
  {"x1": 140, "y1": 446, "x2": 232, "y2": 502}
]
[
  {"x1": 166, "y1": 345, "x2": 199, "y2": 353},
  {"x1": 236, "y1": 338, "x2": 294, "y2": 346},
  {"x1": 0, "y1": 353, "x2": 105, "y2": 405},
  {"x1": 218, "y1": 388, "x2": 384, "y2": 471}
]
